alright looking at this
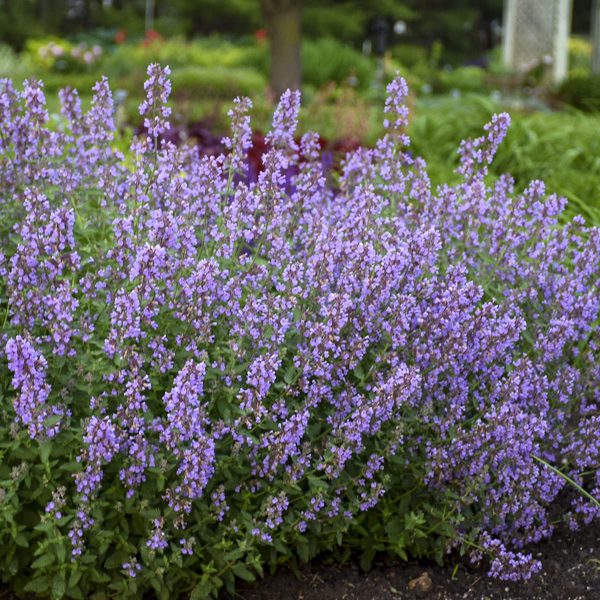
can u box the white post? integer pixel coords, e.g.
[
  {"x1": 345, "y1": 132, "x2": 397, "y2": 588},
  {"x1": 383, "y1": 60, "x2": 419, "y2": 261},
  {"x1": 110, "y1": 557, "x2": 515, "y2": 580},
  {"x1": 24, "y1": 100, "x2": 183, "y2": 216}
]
[
  {"x1": 553, "y1": 0, "x2": 572, "y2": 83},
  {"x1": 502, "y1": 0, "x2": 517, "y2": 70},
  {"x1": 145, "y1": 0, "x2": 155, "y2": 32}
]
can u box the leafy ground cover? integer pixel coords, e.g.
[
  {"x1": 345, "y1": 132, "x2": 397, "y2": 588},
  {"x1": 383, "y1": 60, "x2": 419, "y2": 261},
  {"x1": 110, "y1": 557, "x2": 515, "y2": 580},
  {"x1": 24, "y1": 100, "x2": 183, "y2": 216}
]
[
  {"x1": 2, "y1": 519, "x2": 600, "y2": 598},
  {"x1": 224, "y1": 516, "x2": 600, "y2": 599},
  {"x1": 0, "y1": 66, "x2": 599, "y2": 600}
]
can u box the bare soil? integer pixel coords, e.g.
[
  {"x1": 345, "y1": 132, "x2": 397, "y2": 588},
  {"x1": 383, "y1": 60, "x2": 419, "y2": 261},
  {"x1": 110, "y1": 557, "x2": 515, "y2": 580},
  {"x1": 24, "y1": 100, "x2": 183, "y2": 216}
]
[
  {"x1": 1, "y1": 522, "x2": 598, "y2": 599},
  {"x1": 222, "y1": 522, "x2": 600, "y2": 600}
]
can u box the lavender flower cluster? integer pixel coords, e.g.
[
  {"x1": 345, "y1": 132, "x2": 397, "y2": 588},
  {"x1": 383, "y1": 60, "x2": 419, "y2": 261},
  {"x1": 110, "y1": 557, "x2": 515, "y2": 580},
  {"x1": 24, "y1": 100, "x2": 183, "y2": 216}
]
[{"x1": 0, "y1": 64, "x2": 598, "y2": 590}]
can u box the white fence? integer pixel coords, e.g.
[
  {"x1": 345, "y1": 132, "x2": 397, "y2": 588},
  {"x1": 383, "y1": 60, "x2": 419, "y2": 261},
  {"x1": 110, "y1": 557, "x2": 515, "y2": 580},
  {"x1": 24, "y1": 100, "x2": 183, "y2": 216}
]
[{"x1": 503, "y1": 0, "x2": 572, "y2": 83}]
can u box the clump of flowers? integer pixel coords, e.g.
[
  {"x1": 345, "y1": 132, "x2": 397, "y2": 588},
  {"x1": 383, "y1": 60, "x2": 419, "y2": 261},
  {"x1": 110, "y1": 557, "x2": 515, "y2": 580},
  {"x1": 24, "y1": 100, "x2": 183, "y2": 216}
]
[{"x1": 0, "y1": 65, "x2": 598, "y2": 599}]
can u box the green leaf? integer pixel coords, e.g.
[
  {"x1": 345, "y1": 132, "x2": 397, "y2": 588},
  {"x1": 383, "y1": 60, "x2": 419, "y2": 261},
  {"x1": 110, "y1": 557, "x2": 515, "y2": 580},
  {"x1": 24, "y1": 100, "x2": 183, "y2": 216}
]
[
  {"x1": 353, "y1": 363, "x2": 365, "y2": 379},
  {"x1": 60, "y1": 462, "x2": 81, "y2": 473},
  {"x1": 35, "y1": 520, "x2": 57, "y2": 533},
  {"x1": 159, "y1": 586, "x2": 171, "y2": 600},
  {"x1": 31, "y1": 552, "x2": 55, "y2": 569},
  {"x1": 24, "y1": 576, "x2": 51, "y2": 594},
  {"x1": 359, "y1": 547, "x2": 376, "y2": 572},
  {"x1": 67, "y1": 584, "x2": 84, "y2": 600},
  {"x1": 224, "y1": 574, "x2": 236, "y2": 596},
  {"x1": 296, "y1": 540, "x2": 309, "y2": 563},
  {"x1": 283, "y1": 365, "x2": 297, "y2": 384},
  {"x1": 39, "y1": 442, "x2": 52, "y2": 464},
  {"x1": 335, "y1": 529, "x2": 343, "y2": 546},
  {"x1": 394, "y1": 543, "x2": 408, "y2": 561},
  {"x1": 55, "y1": 541, "x2": 67, "y2": 563},
  {"x1": 1, "y1": 508, "x2": 15, "y2": 524},
  {"x1": 45, "y1": 413, "x2": 64, "y2": 428},
  {"x1": 52, "y1": 573, "x2": 66, "y2": 599},
  {"x1": 216, "y1": 395, "x2": 232, "y2": 419},
  {"x1": 224, "y1": 547, "x2": 244, "y2": 562},
  {"x1": 89, "y1": 569, "x2": 111, "y2": 583},
  {"x1": 31, "y1": 485, "x2": 49, "y2": 500},
  {"x1": 149, "y1": 575, "x2": 163, "y2": 594},
  {"x1": 307, "y1": 475, "x2": 328, "y2": 490},
  {"x1": 404, "y1": 511, "x2": 426, "y2": 531},
  {"x1": 232, "y1": 562, "x2": 255, "y2": 582},
  {"x1": 7, "y1": 555, "x2": 18, "y2": 576},
  {"x1": 105, "y1": 550, "x2": 128, "y2": 570},
  {"x1": 172, "y1": 551, "x2": 183, "y2": 568},
  {"x1": 247, "y1": 554, "x2": 263, "y2": 577},
  {"x1": 14, "y1": 532, "x2": 29, "y2": 547},
  {"x1": 190, "y1": 581, "x2": 211, "y2": 600},
  {"x1": 68, "y1": 569, "x2": 82, "y2": 588},
  {"x1": 384, "y1": 516, "x2": 403, "y2": 538}
]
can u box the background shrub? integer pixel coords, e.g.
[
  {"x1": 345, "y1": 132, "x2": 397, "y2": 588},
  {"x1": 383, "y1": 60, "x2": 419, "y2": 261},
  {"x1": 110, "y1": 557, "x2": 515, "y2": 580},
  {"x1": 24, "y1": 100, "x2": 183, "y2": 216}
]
[
  {"x1": 301, "y1": 38, "x2": 374, "y2": 90},
  {"x1": 409, "y1": 95, "x2": 600, "y2": 223},
  {"x1": 431, "y1": 65, "x2": 487, "y2": 94},
  {"x1": 170, "y1": 66, "x2": 267, "y2": 99},
  {"x1": 557, "y1": 73, "x2": 600, "y2": 112}
]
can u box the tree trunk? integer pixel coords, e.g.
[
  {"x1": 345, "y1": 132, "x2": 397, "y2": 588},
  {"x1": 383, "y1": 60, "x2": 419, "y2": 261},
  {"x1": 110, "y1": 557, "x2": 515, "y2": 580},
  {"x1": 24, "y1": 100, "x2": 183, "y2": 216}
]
[{"x1": 261, "y1": 0, "x2": 302, "y2": 99}]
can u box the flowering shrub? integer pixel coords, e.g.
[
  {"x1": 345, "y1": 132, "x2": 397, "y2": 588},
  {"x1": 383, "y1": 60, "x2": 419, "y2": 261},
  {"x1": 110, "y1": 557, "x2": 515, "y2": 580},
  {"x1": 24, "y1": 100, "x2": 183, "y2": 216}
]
[
  {"x1": 0, "y1": 65, "x2": 599, "y2": 599},
  {"x1": 27, "y1": 38, "x2": 103, "y2": 73}
]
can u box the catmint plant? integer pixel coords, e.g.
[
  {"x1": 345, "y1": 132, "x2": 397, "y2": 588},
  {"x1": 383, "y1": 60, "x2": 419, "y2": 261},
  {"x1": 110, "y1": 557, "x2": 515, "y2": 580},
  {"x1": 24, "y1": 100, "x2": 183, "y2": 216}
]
[{"x1": 0, "y1": 65, "x2": 598, "y2": 599}]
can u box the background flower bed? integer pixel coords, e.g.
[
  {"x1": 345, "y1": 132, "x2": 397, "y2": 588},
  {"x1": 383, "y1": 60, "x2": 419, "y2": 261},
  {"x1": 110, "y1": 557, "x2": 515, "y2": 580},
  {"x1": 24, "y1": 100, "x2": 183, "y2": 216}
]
[
  {"x1": 3, "y1": 27, "x2": 600, "y2": 223},
  {"x1": 0, "y1": 66, "x2": 599, "y2": 600}
]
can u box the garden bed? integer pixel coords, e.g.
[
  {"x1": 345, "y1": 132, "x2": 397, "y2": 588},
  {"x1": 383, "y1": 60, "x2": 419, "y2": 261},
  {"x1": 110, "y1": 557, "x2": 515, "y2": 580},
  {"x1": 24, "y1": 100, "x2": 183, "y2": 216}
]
[
  {"x1": 226, "y1": 521, "x2": 600, "y2": 600},
  {"x1": 1, "y1": 66, "x2": 599, "y2": 600},
  {"x1": 2, "y1": 520, "x2": 598, "y2": 600}
]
